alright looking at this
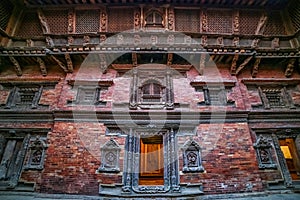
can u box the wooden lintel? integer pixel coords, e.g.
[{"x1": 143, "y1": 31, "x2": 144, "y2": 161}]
[
  {"x1": 36, "y1": 57, "x2": 47, "y2": 76},
  {"x1": 50, "y1": 55, "x2": 68, "y2": 72},
  {"x1": 9, "y1": 56, "x2": 22, "y2": 76},
  {"x1": 65, "y1": 54, "x2": 73, "y2": 73},
  {"x1": 230, "y1": 54, "x2": 239, "y2": 75},
  {"x1": 236, "y1": 56, "x2": 253, "y2": 75},
  {"x1": 251, "y1": 58, "x2": 261, "y2": 78},
  {"x1": 167, "y1": 53, "x2": 173, "y2": 66}
]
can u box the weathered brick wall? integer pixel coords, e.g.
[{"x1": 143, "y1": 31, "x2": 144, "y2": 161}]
[{"x1": 178, "y1": 123, "x2": 263, "y2": 194}]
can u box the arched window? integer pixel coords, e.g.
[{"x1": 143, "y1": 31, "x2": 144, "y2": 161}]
[
  {"x1": 141, "y1": 82, "x2": 163, "y2": 103},
  {"x1": 145, "y1": 11, "x2": 163, "y2": 27}
]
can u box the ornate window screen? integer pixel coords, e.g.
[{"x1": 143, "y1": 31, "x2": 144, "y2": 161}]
[
  {"x1": 75, "y1": 10, "x2": 100, "y2": 33},
  {"x1": 258, "y1": 87, "x2": 292, "y2": 109},
  {"x1": 5, "y1": 85, "x2": 43, "y2": 109},
  {"x1": 182, "y1": 140, "x2": 205, "y2": 173},
  {"x1": 253, "y1": 135, "x2": 277, "y2": 169},
  {"x1": 175, "y1": 9, "x2": 200, "y2": 33},
  {"x1": 75, "y1": 86, "x2": 101, "y2": 105},
  {"x1": 24, "y1": 136, "x2": 47, "y2": 170},
  {"x1": 97, "y1": 139, "x2": 121, "y2": 173}
]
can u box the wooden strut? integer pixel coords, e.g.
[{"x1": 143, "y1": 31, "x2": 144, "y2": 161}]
[
  {"x1": 236, "y1": 56, "x2": 253, "y2": 75},
  {"x1": 230, "y1": 54, "x2": 239, "y2": 75},
  {"x1": 167, "y1": 53, "x2": 173, "y2": 66},
  {"x1": 251, "y1": 58, "x2": 261, "y2": 78},
  {"x1": 9, "y1": 56, "x2": 22, "y2": 76},
  {"x1": 50, "y1": 55, "x2": 68, "y2": 72},
  {"x1": 132, "y1": 52, "x2": 137, "y2": 67},
  {"x1": 36, "y1": 57, "x2": 47, "y2": 76},
  {"x1": 65, "y1": 54, "x2": 74, "y2": 72}
]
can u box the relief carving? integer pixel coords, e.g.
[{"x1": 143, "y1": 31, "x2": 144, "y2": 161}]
[
  {"x1": 201, "y1": 10, "x2": 208, "y2": 32},
  {"x1": 100, "y1": 10, "x2": 107, "y2": 32},
  {"x1": 233, "y1": 11, "x2": 239, "y2": 33},
  {"x1": 37, "y1": 9, "x2": 50, "y2": 34},
  {"x1": 168, "y1": 7, "x2": 174, "y2": 31},
  {"x1": 68, "y1": 9, "x2": 74, "y2": 33},
  {"x1": 134, "y1": 9, "x2": 141, "y2": 30}
]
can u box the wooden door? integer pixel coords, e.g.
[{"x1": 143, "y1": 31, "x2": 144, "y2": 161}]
[
  {"x1": 139, "y1": 135, "x2": 164, "y2": 185},
  {"x1": 279, "y1": 138, "x2": 300, "y2": 180}
]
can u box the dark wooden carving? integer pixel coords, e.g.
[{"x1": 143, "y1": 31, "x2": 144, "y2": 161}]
[
  {"x1": 182, "y1": 140, "x2": 205, "y2": 173},
  {"x1": 285, "y1": 58, "x2": 296, "y2": 78},
  {"x1": 37, "y1": 9, "x2": 50, "y2": 34},
  {"x1": 24, "y1": 136, "x2": 47, "y2": 170},
  {"x1": 253, "y1": 135, "x2": 277, "y2": 169},
  {"x1": 9, "y1": 57, "x2": 22, "y2": 76},
  {"x1": 97, "y1": 139, "x2": 121, "y2": 173}
]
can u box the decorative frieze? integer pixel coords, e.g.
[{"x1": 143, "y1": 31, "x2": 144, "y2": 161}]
[{"x1": 24, "y1": 136, "x2": 47, "y2": 170}]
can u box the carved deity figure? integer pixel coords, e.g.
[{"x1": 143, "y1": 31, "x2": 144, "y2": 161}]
[
  {"x1": 202, "y1": 11, "x2": 208, "y2": 32},
  {"x1": 100, "y1": 12, "x2": 107, "y2": 32},
  {"x1": 285, "y1": 58, "x2": 296, "y2": 78},
  {"x1": 233, "y1": 14, "x2": 239, "y2": 33}
]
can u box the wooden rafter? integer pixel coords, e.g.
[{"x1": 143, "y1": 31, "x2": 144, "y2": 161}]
[
  {"x1": 236, "y1": 56, "x2": 253, "y2": 75},
  {"x1": 9, "y1": 56, "x2": 22, "y2": 76},
  {"x1": 230, "y1": 54, "x2": 239, "y2": 75},
  {"x1": 65, "y1": 54, "x2": 73, "y2": 72},
  {"x1": 36, "y1": 57, "x2": 47, "y2": 76},
  {"x1": 51, "y1": 55, "x2": 68, "y2": 72},
  {"x1": 251, "y1": 58, "x2": 261, "y2": 78}
]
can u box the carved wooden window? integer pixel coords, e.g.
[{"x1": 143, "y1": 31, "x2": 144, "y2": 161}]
[
  {"x1": 258, "y1": 87, "x2": 291, "y2": 109},
  {"x1": 97, "y1": 139, "x2": 121, "y2": 173},
  {"x1": 141, "y1": 82, "x2": 163, "y2": 103},
  {"x1": 182, "y1": 140, "x2": 205, "y2": 173},
  {"x1": 76, "y1": 86, "x2": 100, "y2": 105},
  {"x1": 24, "y1": 136, "x2": 47, "y2": 170},
  {"x1": 199, "y1": 86, "x2": 234, "y2": 106},
  {"x1": 130, "y1": 67, "x2": 174, "y2": 110},
  {"x1": 5, "y1": 85, "x2": 43, "y2": 109},
  {"x1": 75, "y1": 10, "x2": 100, "y2": 33},
  {"x1": 253, "y1": 135, "x2": 277, "y2": 169},
  {"x1": 145, "y1": 11, "x2": 163, "y2": 27},
  {"x1": 175, "y1": 9, "x2": 200, "y2": 32}
]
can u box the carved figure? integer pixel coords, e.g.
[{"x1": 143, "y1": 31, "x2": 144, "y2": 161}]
[
  {"x1": 285, "y1": 58, "x2": 296, "y2": 78},
  {"x1": 37, "y1": 10, "x2": 50, "y2": 33},
  {"x1": 255, "y1": 14, "x2": 268, "y2": 35}
]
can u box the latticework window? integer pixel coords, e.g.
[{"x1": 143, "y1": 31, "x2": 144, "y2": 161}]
[
  {"x1": 175, "y1": 9, "x2": 200, "y2": 33},
  {"x1": 239, "y1": 10, "x2": 262, "y2": 35},
  {"x1": 44, "y1": 9, "x2": 68, "y2": 34},
  {"x1": 264, "y1": 11, "x2": 286, "y2": 35},
  {"x1": 108, "y1": 8, "x2": 133, "y2": 32},
  {"x1": 288, "y1": 0, "x2": 300, "y2": 32},
  {"x1": 76, "y1": 10, "x2": 100, "y2": 33},
  {"x1": 207, "y1": 9, "x2": 232, "y2": 34},
  {"x1": 264, "y1": 89, "x2": 285, "y2": 108},
  {"x1": 141, "y1": 82, "x2": 163, "y2": 103},
  {"x1": 15, "y1": 12, "x2": 43, "y2": 37},
  {"x1": 0, "y1": 0, "x2": 13, "y2": 30}
]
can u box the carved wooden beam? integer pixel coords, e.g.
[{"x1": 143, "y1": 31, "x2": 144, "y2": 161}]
[
  {"x1": 236, "y1": 56, "x2": 253, "y2": 75},
  {"x1": 251, "y1": 58, "x2": 261, "y2": 78},
  {"x1": 65, "y1": 54, "x2": 73, "y2": 73},
  {"x1": 167, "y1": 53, "x2": 173, "y2": 66},
  {"x1": 37, "y1": 9, "x2": 50, "y2": 34},
  {"x1": 9, "y1": 56, "x2": 22, "y2": 76},
  {"x1": 36, "y1": 57, "x2": 47, "y2": 76},
  {"x1": 230, "y1": 54, "x2": 239, "y2": 75},
  {"x1": 51, "y1": 55, "x2": 68, "y2": 72},
  {"x1": 132, "y1": 52, "x2": 137, "y2": 67}
]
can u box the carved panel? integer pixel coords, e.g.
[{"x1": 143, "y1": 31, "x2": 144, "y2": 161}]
[
  {"x1": 24, "y1": 136, "x2": 47, "y2": 170},
  {"x1": 15, "y1": 11, "x2": 43, "y2": 37},
  {"x1": 207, "y1": 9, "x2": 232, "y2": 34},
  {"x1": 253, "y1": 135, "x2": 277, "y2": 169},
  {"x1": 0, "y1": 133, "x2": 30, "y2": 189},
  {"x1": 182, "y1": 140, "x2": 205, "y2": 173},
  {"x1": 97, "y1": 139, "x2": 121, "y2": 173},
  {"x1": 239, "y1": 10, "x2": 262, "y2": 35}
]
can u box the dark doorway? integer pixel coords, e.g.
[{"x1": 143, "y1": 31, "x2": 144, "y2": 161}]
[{"x1": 279, "y1": 138, "x2": 300, "y2": 180}]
